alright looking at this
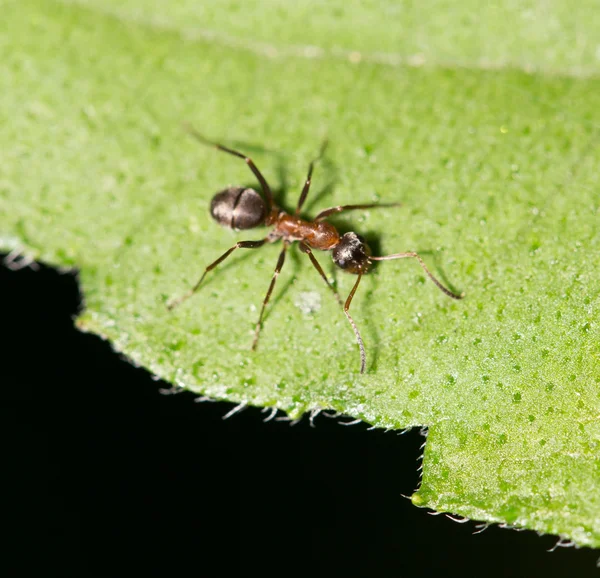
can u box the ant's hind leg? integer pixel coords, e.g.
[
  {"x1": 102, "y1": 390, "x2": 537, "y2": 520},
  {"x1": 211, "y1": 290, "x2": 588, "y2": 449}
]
[
  {"x1": 183, "y1": 123, "x2": 274, "y2": 209},
  {"x1": 252, "y1": 243, "x2": 288, "y2": 350},
  {"x1": 167, "y1": 239, "x2": 266, "y2": 310}
]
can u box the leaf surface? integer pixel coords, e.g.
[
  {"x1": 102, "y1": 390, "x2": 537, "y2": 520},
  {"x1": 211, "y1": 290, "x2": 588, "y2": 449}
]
[{"x1": 2, "y1": 0, "x2": 600, "y2": 547}]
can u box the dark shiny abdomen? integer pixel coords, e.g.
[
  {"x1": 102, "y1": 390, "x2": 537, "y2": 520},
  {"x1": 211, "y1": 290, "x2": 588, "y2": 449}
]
[{"x1": 210, "y1": 187, "x2": 266, "y2": 230}]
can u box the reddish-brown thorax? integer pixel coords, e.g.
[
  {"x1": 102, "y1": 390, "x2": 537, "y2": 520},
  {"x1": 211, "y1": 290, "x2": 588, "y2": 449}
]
[{"x1": 271, "y1": 211, "x2": 341, "y2": 250}]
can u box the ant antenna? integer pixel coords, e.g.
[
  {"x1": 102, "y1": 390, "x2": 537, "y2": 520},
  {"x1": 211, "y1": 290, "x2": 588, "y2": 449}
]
[
  {"x1": 370, "y1": 252, "x2": 464, "y2": 299},
  {"x1": 344, "y1": 274, "x2": 367, "y2": 373}
]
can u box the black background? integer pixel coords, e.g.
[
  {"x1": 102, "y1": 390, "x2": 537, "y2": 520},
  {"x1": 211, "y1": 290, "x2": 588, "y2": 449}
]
[{"x1": 3, "y1": 261, "x2": 599, "y2": 577}]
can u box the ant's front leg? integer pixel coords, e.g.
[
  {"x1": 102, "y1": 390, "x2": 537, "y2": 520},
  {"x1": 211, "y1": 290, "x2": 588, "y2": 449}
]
[
  {"x1": 298, "y1": 242, "x2": 342, "y2": 306},
  {"x1": 299, "y1": 242, "x2": 366, "y2": 373}
]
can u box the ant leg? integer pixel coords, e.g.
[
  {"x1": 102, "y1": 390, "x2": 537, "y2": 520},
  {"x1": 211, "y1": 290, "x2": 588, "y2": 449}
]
[
  {"x1": 298, "y1": 243, "x2": 342, "y2": 306},
  {"x1": 295, "y1": 139, "x2": 328, "y2": 215},
  {"x1": 300, "y1": 242, "x2": 365, "y2": 373},
  {"x1": 343, "y1": 274, "x2": 367, "y2": 374},
  {"x1": 294, "y1": 162, "x2": 315, "y2": 216},
  {"x1": 252, "y1": 243, "x2": 288, "y2": 350},
  {"x1": 314, "y1": 203, "x2": 401, "y2": 222},
  {"x1": 167, "y1": 239, "x2": 267, "y2": 310},
  {"x1": 371, "y1": 252, "x2": 464, "y2": 299},
  {"x1": 183, "y1": 123, "x2": 274, "y2": 209}
]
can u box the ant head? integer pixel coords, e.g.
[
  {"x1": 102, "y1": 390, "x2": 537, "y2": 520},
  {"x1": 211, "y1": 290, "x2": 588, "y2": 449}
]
[
  {"x1": 211, "y1": 187, "x2": 266, "y2": 230},
  {"x1": 332, "y1": 232, "x2": 372, "y2": 274}
]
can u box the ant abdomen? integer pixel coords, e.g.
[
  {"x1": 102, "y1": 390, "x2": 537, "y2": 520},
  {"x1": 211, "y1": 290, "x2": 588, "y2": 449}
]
[{"x1": 210, "y1": 187, "x2": 266, "y2": 230}]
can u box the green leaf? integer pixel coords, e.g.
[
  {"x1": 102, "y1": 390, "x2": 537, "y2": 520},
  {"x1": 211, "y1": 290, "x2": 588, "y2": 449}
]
[{"x1": 3, "y1": 0, "x2": 600, "y2": 547}]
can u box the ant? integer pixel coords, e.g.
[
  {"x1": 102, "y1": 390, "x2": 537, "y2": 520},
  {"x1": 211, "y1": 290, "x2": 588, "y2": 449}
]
[{"x1": 167, "y1": 125, "x2": 464, "y2": 373}]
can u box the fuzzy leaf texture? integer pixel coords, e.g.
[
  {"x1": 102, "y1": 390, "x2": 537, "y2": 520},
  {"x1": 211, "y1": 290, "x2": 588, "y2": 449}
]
[{"x1": 2, "y1": 0, "x2": 600, "y2": 547}]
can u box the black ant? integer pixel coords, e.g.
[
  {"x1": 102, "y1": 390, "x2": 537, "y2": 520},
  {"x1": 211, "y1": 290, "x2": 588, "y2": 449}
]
[{"x1": 167, "y1": 125, "x2": 464, "y2": 373}]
